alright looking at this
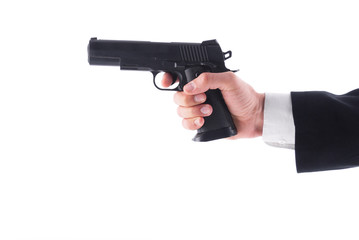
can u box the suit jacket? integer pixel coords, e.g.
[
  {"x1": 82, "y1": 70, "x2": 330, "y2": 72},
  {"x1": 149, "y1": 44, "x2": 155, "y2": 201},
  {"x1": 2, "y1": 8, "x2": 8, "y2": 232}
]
[{"x1": 291, "y1": 89, "x2": 359, "y2": 172}]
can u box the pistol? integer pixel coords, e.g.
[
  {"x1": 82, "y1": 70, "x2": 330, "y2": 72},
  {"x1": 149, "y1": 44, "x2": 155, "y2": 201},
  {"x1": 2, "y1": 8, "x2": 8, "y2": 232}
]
[{"x1": 88, "y1": 38, "x2": 237, "y2": 142}]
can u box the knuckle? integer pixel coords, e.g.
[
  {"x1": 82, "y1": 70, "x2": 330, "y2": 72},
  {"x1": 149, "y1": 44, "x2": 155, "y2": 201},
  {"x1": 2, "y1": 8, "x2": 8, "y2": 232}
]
[
  {"x1": 192, "y1": 106, "x2": 200, "y2": 116},
  {"x1": 226, "y1": 71, "x2": 240, "y2": 85},
  {"x1": 182, "y1": 119, "x2": 191, "y2": 130},
  {"x1": 226, "y1": 71, "x2": 236, "y2": 81},
  {"x1": 174, "y1": 91, "x2": 199, "y2": 107},
  {"x1": 173, "y1": 92, "x2": 179, "y2": 102},
  {"x1": 174, "y1": 92, "x2": 187, "y2": 106},
  {"x1": 182, "y1": 118, "x2": 201, "y2": 130},
  {"x1": 177, "y1": 106, "x2": 200, "y2": 118},
  {"x1": 198, "y1": 72, "x2": 210, "y2": 85},
  {"x1": 227, "y1": 71, "x2": 236, "y2": 78},
  {"x1": 184, "y1": 96, "x2": 194, "y2": 106},
  {"x1": 173, "y1": 92, "x2": 182, "y2": 105},
  {"x1": 176, "y1": 106, "x2": 183, "y2": 117},
  {"x1": 186, "y1": 107, "x2": 197, "y2": 118}
]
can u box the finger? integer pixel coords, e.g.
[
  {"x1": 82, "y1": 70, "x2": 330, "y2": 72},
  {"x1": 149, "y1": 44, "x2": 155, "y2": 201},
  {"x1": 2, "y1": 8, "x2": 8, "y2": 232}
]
[
  {"x1": 177, "y1": 104, "x2": 212, "y2": 119},
  {"x1": 182, "y1": 117, "x2": 204, "y2": 130},
  {"x1": 173, "y1": 92, "x2": 206, "y2": 107},
  {"x1": 161, "y1": 72, "x2": 174, "y2": 88},
  {"x1": 183, "y1": 72, "x2": 237, "y2": 95}
]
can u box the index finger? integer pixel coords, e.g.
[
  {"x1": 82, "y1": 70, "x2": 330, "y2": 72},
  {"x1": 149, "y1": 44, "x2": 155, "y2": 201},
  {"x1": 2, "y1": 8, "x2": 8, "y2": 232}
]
[{"x1": 161, "y1": 72, "x2": 174, "y2": 88}]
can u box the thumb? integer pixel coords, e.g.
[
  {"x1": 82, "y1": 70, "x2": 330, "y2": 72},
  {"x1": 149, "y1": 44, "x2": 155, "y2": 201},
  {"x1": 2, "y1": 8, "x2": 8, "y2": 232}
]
[{"x1": 183, "y1": 72, "x2": 235, "y2": 95}]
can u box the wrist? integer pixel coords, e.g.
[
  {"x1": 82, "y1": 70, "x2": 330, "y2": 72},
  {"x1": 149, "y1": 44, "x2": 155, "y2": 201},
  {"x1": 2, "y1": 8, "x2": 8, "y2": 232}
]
[{"x1": 254, "y1": 93, "x2": 265, "y2": 137}]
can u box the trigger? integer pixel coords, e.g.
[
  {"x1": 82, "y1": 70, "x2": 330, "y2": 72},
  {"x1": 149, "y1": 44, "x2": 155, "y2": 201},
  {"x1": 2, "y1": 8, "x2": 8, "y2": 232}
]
[
  {"x1": 152, "y1": 71, "x2": 180, "y2": 91},
  {"x1": 169, "y1": 72, "x2": 178, "y2": 85}
]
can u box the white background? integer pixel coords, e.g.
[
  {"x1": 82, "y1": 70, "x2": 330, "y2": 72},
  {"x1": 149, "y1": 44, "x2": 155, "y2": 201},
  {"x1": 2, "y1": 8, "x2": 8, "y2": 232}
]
[{"x1": 1, "y1": 0, "x2": 359, "y2": 239}]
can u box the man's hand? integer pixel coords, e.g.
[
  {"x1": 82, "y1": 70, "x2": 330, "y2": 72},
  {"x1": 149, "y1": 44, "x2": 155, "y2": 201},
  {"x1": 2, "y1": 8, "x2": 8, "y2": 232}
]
[{"x1": 162, "y1": 72, "x2": 265, "y2": 139}]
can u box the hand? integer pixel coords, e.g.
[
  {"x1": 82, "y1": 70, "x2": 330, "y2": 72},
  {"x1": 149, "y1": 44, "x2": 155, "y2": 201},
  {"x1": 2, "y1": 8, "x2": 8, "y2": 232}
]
[{"x1": 162, "y1": 72, "x2": 265, "y2": 139}]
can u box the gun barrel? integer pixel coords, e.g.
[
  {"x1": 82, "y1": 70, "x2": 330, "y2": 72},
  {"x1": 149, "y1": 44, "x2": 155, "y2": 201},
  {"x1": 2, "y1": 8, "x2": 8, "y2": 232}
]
[{"x1": 88, "y1": 38, "x2": 122, "y2": 66}]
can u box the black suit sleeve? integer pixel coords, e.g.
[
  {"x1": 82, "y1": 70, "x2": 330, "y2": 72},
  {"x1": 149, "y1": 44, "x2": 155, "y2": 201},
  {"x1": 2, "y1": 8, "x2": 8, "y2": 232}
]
[{"x1": 291, "y1": 89, "x2": 359, "y2": 173}]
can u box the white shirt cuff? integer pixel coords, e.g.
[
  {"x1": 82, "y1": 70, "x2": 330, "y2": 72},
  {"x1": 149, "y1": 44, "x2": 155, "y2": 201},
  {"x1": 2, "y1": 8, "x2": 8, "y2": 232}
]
[{"x1": 262, "y1": 93, "x2": 295, "y2": 149}]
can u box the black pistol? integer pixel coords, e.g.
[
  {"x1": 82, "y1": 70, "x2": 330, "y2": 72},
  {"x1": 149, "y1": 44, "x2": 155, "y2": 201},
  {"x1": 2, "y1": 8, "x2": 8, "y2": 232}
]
[{"x1": 88, "y1": 38, "x2": 237, "y2": 142}]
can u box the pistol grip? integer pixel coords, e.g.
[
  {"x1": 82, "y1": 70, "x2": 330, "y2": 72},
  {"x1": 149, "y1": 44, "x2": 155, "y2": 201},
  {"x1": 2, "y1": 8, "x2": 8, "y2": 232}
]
[
  {"x1": 193, "y1": 89, "x2": 237, "y2": 141},
  {"x1": 184, "y1": 67, "x2": 238, "y2": 142}
]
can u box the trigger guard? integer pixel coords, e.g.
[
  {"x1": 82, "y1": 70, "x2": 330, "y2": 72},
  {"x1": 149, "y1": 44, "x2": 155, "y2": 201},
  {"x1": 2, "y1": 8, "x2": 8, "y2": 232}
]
[{"x1": 152, "y1": 71, "x2": 162, "y2": 90}]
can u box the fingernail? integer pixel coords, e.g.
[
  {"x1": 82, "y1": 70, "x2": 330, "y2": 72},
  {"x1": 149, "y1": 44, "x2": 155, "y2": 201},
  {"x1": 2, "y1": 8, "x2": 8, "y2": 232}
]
[
  {"x1": 200, "y1": 106, "x2": 211, "y2": 115},
  {"x1": 184, "y1": 82, "x2": 195, "y2": 92},
  {"x1": 194, "y1": 94, "x2": 205, "y2": 103}
]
